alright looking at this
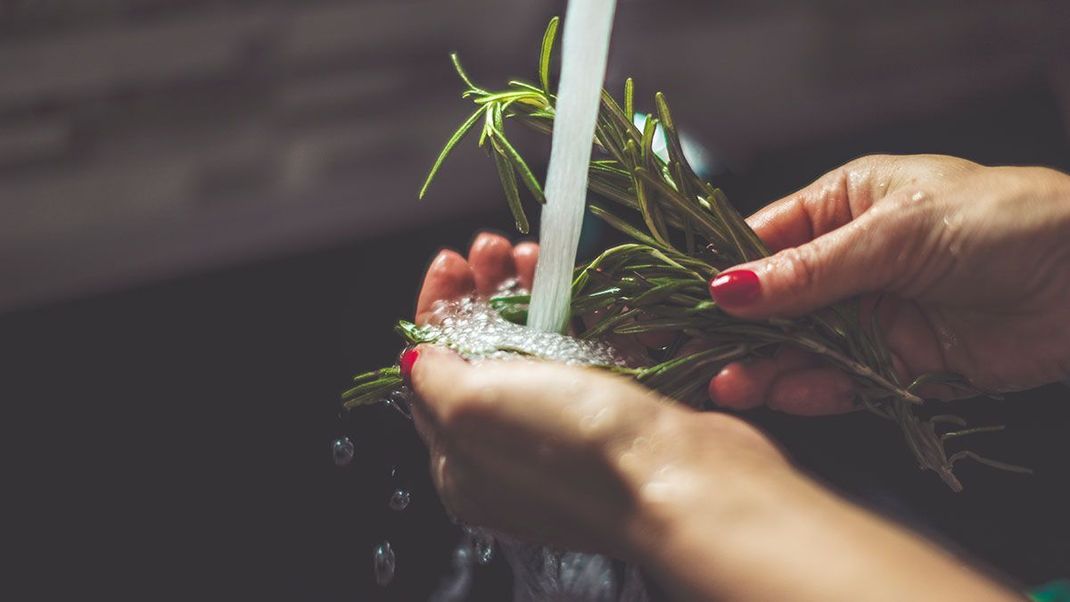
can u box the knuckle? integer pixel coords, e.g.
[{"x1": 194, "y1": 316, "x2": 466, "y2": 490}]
[
  {"x1": 852, "y1": 153, "x2": 895, "y2": 168},
  {"x1": 438, "y1": 370, "x2": 503, "y2": 429},
  {"x1": 775, "y1": 245, "x2": 819, "y2": 291}
]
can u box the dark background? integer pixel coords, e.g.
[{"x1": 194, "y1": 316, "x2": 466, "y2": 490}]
[{"x1": 2, "y1": 1, "x2": 1069, "y2": 600}]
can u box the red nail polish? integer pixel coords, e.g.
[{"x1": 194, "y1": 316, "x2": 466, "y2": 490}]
[
  {"x1": 399, "y1": 347, "x2": 420, "y2": 386},
  {"x1": 710, "y1": 270, "x2": 761, "y2": 306}
]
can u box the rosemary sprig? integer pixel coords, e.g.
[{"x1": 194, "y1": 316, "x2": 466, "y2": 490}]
[{"x1": 350, "y1": 17, "x2": 1028, "y2": 491}]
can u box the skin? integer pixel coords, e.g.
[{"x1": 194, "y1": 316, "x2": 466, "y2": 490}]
[
  {"x1": 711, "y1": 155, "x2": 1070, "y2": 413},
  {"x1": 405, "y1": 155, "x2": 1070, "y2": 600}
]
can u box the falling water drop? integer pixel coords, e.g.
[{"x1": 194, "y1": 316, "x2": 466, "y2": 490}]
[
  {"x1": 474, "y1": 536, "x2": 494, "y2": 565},
  {"x1": 465, "y1": 527, "x2": 495, "y2": 565},
  {"x1": 453, "y1": 543, "x2": 473, "y2": 568},
  {"x1": 388, "y1": 488, "x2": 411, "y2": 511},
  {"x1": 384, "y1": 389, "x2": 412, "y2": 419},
  {"x1": 331, "y1": 436, "x2": 354, "y2": 467},
  {"x1": 374, "y1": 541, "x2": 396, "y2": 586}
]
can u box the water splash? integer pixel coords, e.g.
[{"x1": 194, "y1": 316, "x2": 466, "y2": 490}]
[
  {"x1": 464, "y1": 526, "x2": 496, "y2": 565},
  {"x1": 420, "y1": 298, "x2": 648, "y2": 601},
  {"x1": 474, "y1": 535, "x2": 495, "y2": 566},
  {"x1": 425, "y1": 296, "x2": 625, "y2": 367},
  {"x1": 498, "y1": 538, "x2": 649, "y2": 602},
  {"x1": 393, "y1": 297, "x2": 646, "y2": 594},
  {"x1": 331, "y1": 436, "x2": 354, "y2": 467}
]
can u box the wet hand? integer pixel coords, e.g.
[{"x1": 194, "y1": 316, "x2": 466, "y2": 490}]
[
  {"x1": 405, "y1": 344, "x2": 788, "y2": 561},
  {"x1": 709, "y1": 155, "x2": 1070, "y2": 415},
  {"x1": 404, "y1": 346, "x2": 1018, "y2": 602},
  {"x1": 414, "y1": 232, "x2": 539, "y2": 326},
  {"x1": 405, "y1": 226, "x2": 1021, "y2": 602}
]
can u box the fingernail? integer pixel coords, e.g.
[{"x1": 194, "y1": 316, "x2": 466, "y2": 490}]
[
  {"x1": 399, "y1": 347, "x2": 420, "y2": 386},
  {"x1": 710, "y1": 270, "x2": 761, "y2": 306}
]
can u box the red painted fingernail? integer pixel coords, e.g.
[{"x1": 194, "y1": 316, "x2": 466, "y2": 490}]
[
  {"x1": 399, "y1": 347, "x2": 420, "y2": 386},
  {"x1": 709, "y1": 270, "x2": 761, "y2": 306}
]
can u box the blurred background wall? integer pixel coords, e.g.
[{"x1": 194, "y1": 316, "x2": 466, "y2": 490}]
[
  {"x1": 1, "y1": 0, "x2": 1067, "y2": 311},
  {"x1": 1, "y1": 1, "x2": 1068, "y2": 600}
]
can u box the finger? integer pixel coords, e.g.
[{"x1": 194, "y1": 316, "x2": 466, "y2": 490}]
[
  {"x1": 746, "y1": 156, "x2": 895, "y2": 252},
  {"x1": 711, "y1": 191, "x2": 923, "y2": 318},
  {"x1": 409, "y1": 344, "x2": 476, "y2": 425},
  {"x1": 513, "y1": 241, "x2": 539, "y2": 290},
  {"x1": 708, "y1": 359, "x2": 779, "y2": 410},
  {"x1": 766, "y1": 367, "x2": 857, "y2": 416},
  {"x1": 745, "y1": 169, "x2": 853, "y2": 252},
  {"x1": 415, "y1": 250, "x2": 476, "y2": 325},
  {"x1": 708, "y1": 347, "x2": 816, "y2": 410},
  {"x1": 468, "y1": 231, "x2": 517, "y2": 295}
]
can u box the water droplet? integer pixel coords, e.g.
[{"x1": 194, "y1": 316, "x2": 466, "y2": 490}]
[
  {"x1": 466, "y1": 528, "x2": 494, "y2": 565},
  {"x1": 452, "y1": 542, "x2": 473, "y2": 568},
  {"x1": 474, "y1": 539, "x2": 494, "y2": 565},
  {"x1": 384, "y1": 389, "x2": 412, "y2": 419},
  {"x1": 475, "y1": 541, "x2": 494, "y2": 565},
  {"x1": 331, "y1": 437, "x2": 354, "y2": 467},
  {"x1": 373, "y1": 541, "x2": 396, "y2": 586},
  {"x1": 388, "y1": 488, "x2": 411, "y2": 511}
]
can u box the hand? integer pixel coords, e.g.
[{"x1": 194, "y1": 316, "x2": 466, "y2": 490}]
[
  {"x1": 410, "y1": 232, "x2": 788, "y2": 557},
  {"x1": 407, "y1": 351, "x2": 1018, "y2": 602},
  {"x1": 414, "y1": 232, "x2": 539, "y2": 326},
  {"x1": 407, "y1": 230, "x2": 1019, "y2": 601},
  {"x1": 709, "y1": 155, "x2": 1070, "y2": 415},
  {"x1": 407, "y1": 345, "x2": 787, "y2": 560}
]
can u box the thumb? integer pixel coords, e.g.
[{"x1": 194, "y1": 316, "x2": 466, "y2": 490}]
[{"x1": 710, "y1": 204, "x2": 913, "y2": 318}]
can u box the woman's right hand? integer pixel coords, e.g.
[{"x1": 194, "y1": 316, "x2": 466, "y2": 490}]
[{"x1": 709, "y1": 155, "x2": 1070, "y2": 415}]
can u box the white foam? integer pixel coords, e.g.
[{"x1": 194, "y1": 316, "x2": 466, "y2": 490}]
[{"x1": 425, "y1": 296, "x2": 624, "y2": 367}]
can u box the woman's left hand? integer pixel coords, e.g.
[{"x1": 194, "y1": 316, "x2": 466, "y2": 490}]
[
  {"x1": 407, "y1": 232, "x2": 789, "y2": 559},
  {"x1": 407, "y1": 344, "x2": 788, "y2": 561}
]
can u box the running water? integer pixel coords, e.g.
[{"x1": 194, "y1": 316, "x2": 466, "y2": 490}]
[
  {"x1": 417, "y1": 297, "x2": 650, "y2": 602},
  {"x1": 343, "y1": 3, "x2": 655, "y2": 597},
  {"x1": 527, "y1": 0, "x2": 618, "y2": 333},
  {"x1": 445, "y1": 2, "x2": 644, "y2": 595}
]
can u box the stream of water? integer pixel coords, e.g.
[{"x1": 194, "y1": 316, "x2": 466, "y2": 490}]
[{"x1": 526, "y1": 0, "x2": 618, "y2": 333}]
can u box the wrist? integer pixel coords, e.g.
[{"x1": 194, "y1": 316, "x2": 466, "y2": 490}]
[
  {"x1": 619, "y1": 411, "x2": 1021, "y2": 602},
  {"x1": 615, "y1": 410, "x2": 812, "y2": 595},
  {"x1": 998, "y1": 165, "x2": 1070, "y2": 230}
]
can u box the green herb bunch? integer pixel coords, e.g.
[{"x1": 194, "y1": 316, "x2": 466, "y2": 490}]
[{"x1": 346, "y1": 18, "x2": 1028, "y2": 491}]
